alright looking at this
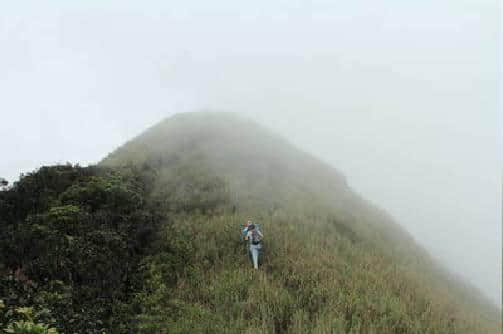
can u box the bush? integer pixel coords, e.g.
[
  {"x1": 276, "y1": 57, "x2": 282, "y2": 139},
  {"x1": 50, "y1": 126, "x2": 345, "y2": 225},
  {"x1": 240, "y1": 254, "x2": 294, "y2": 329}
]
[{"x1": 2, "y1": 307, "x2": 58, "y2": 334}]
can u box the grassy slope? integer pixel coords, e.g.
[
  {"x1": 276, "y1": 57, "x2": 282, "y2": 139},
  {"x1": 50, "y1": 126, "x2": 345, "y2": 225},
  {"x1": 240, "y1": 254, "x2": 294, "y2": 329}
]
[{"x1": 102, "y1": 112, "x2": 501, "y2": 333}]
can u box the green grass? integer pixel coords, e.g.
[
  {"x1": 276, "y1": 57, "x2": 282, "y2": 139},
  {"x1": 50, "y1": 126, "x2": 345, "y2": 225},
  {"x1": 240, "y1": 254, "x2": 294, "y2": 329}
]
[{"x1": 134, "y1": 212, "x2": 499, "y2": 333}]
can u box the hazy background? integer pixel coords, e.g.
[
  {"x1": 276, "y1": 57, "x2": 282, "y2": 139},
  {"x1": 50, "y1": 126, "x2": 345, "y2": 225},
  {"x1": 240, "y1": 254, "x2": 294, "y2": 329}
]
[{"x1": 1, "y1": 1, "x2": 501, "y2": 305}]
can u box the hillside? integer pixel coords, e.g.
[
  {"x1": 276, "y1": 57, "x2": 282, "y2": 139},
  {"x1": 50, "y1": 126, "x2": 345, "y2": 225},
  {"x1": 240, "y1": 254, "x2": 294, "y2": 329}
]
[
  {"x1": 102, "y1": 112, "x2": 501, "y2": 333},
  {"x1": 1, "y1": 112, "x2": 500, "y2": 333}
]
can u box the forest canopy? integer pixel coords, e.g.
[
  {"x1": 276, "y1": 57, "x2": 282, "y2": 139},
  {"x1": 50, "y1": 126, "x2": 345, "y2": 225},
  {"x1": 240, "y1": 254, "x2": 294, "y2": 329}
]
[{"x1": 0, "y1": 164, "x2": 164, "y2": 332}]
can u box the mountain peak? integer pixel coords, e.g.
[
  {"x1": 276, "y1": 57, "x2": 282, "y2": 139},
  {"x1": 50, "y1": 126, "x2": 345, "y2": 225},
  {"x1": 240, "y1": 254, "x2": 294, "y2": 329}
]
[{"x1": 102, "y1": 112, "x2": 349, "y2": 211}]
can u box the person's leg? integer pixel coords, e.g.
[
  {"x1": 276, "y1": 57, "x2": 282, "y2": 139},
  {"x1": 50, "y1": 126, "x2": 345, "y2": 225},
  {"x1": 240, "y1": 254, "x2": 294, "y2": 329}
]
[
  {"x1": 257, "y1": 244, "x2": 262, "y2": 266},
  {"x1": 248, "y1": 248, "x2": 253, "y2": 264},
  {"x1": 251, "y1": 246, "x2": 259, "y2": 269}
]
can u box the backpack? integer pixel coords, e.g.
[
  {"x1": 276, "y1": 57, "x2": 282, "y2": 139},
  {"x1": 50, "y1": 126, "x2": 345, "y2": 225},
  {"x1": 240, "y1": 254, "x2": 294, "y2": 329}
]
[{"x1": 251, "y1": 229, "x2": 262, "y2": 245}]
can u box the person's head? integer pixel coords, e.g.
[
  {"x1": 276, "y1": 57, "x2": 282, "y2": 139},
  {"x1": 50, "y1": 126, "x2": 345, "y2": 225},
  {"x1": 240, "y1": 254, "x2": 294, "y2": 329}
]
[{"x1": 247, "y1": 219, "x2": 253, "y2": 226}]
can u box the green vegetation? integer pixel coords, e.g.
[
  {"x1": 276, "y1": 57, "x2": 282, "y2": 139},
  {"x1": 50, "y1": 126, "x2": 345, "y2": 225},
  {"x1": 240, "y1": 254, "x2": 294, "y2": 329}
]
[
  {"x1": 135, "y1": 212, "x2": 500, "y2": 333},
  {"x1": 0, "y1": 164, "x2": 162, "y2": 333},
  {"x1": 2, "y1": 307, "x2": 58, "y2": 334},
  {"x1": 1, "y1": 112, "x2": 500, "y2": 333}
]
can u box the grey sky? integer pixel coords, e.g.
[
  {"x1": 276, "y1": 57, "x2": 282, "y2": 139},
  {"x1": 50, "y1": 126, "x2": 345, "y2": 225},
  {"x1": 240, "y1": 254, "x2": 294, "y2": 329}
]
[{"x1": 1, "y1": 0, "x2": 501, "y2": 305}]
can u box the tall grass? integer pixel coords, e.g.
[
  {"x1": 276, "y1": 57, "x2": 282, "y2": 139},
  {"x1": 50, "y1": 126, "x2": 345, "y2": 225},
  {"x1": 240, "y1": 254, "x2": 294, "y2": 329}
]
[{"x1": 136, "y1": 211, "x2": 500, "y2": 333}]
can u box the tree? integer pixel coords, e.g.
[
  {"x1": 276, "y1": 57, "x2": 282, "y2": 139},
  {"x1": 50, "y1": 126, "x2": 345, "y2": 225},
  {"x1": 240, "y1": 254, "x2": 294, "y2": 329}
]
[{"x1": 0, "y1": 177, "x2": 8, "y2": 191}]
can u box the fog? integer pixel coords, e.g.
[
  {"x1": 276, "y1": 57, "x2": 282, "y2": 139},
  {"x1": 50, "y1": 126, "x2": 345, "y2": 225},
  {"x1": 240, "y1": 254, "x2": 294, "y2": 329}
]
[{"x1": 1, "y1": 1, "x2": 501, "y2": 305}]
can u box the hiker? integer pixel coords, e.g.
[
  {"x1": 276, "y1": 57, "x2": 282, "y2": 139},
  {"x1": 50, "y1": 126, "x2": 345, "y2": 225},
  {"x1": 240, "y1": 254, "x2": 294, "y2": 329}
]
[
  {"x1": 241, "y1": 220, "x2": 253, "y2": 239},
  {"x1": 244, "y1": 223, "x2": 263, "y2": 269},
  {"x1": 241, "y1": 220, "x2": 253, "y2": 265}
]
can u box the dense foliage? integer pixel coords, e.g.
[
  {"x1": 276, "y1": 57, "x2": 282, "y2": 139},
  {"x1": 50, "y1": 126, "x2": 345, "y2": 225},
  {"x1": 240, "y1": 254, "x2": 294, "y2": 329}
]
[{"x1": 0, "y1": 165, "x2": 162, "y2": 333}]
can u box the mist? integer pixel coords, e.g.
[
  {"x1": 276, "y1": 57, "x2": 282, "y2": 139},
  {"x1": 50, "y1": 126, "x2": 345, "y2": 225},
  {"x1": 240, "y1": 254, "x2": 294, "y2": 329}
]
[{"x1": 1, "y1": 0, "x2": 500, "y2": 306}]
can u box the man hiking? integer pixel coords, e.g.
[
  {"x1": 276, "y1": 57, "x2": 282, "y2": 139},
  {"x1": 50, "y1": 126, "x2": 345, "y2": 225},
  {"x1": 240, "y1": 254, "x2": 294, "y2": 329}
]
[
  {"x1": 242, "y1": 220, "x2": 253, "y2": 239},
  {"x1": 243, "y1": 221, "x2": 263, "y2": 269}
]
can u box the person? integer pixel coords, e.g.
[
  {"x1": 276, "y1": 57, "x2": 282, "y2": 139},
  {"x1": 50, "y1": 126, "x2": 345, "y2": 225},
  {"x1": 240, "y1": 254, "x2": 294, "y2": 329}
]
[
  {"x1": 241, "y1": 220, "x2": 253, "y2": 263},
  {"x1": 244, "y1": 223, "x2": 263, "y2": 269},
  {"x1": 242, "y1": 220, "x2": 253, "y2": 239}
]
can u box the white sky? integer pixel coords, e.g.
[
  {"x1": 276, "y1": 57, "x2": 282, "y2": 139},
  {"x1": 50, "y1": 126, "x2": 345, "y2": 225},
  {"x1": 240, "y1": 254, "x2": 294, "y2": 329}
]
[{"x1": 1, "y1": 0, "x2": 501, "y2": 306}]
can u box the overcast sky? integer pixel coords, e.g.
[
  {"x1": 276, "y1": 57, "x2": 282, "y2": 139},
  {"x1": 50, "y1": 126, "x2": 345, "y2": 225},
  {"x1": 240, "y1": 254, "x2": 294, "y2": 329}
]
[{"x1": 1, "y1": 0, "x2": 501, "y2": 306}]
